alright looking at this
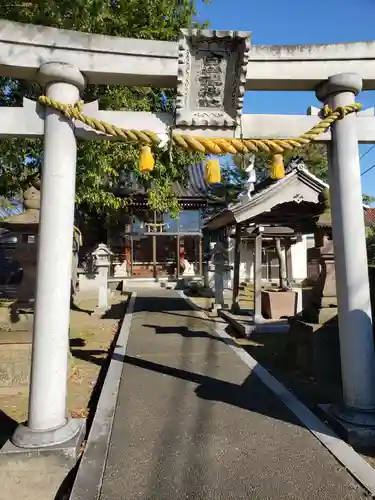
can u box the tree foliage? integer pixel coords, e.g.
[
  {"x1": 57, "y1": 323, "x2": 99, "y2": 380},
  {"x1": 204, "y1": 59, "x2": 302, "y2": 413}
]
[
  {"x1": 366, "y1": 225, "x2": 375, "y2": 265},
  {"x1": 205, "y1": 143, "x2": 329, "y2": 214},
  {"x1": 363, "y1": 194, "x2": 375, "y2": 206},
  {"x1": 241, "y1": 143, "x2": 329, "y2": 182},
  {"x1": 0, "y1": 0, "x2": 209, "y2": 218}
]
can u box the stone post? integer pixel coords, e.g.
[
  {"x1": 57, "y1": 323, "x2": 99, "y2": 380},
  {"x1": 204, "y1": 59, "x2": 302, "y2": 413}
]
[
  {"x1": 213, "y1": 240, "x2": 226, "y2": 310},
  {"x1": 253, "y1": 228, "x2": 263, "y2": 322},
  {"x1": 316, "y1": 73, "x2": 375, "y2": 422},
  {"x1": 210, "y1": 236, "x2": 232, "y2": 314},
  {"x1": 231, "y1": 224, "x2": 242, "y2": 313},
  {"x1": 223, "y1": 230, "x2": 232, "y2": 289},
  {"x1": 202, "y1": 229, "x2": 210, "y2": 289},
  {"x1": 12, "y1": 62, "x2": 86, "y2": 448},
  {"x1": 308, "y1": 227, "x2": 337, "y2": 323},
  {"x1": 92, "y1": 243, "x2": 113, "y2": 313}
]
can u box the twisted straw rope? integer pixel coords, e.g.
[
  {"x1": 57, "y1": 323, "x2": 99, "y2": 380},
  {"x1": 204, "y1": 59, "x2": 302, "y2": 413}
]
[{"x1": 38, "y1": 95, "x2": 362, "y2": 155}]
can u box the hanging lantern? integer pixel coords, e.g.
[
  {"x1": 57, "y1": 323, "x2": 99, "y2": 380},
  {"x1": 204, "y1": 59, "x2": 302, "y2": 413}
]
[
  {"x1": 138, "y1": 145, "x2": 155, "y2": 173},
  {"x1": 205, "y1": 157, "x2": 221, "y2": 184},
  {"x1": 270, "y1": 154, "x2": 285, "y2": 180}
]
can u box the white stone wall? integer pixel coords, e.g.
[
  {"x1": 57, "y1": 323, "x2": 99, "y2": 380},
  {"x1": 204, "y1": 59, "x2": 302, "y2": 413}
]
[
  {"x1": 290, "y1": 236, "x2": 308, "y2": 282},
  {"x1": 227, "y1": 239, "x2": 254, "y2": 288},
  {"x1": 227, "y1": 236, "x2": 309, "y2": 289},
  {"x1": 240, "y1": 241, "x2": 254, "y2": 282}
]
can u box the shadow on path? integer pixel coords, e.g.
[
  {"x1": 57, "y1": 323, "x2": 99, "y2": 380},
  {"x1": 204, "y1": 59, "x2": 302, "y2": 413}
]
[
  {"x1": 0, "y1": 410, "x2": 18, "y2": 448},
  {"x1": 142, "y1": 323, "x2": 227, "y2": 344},
  {"x1": 100, "y1": 293, "x2": 365, "y2": 500},
  {"x1": 118, "y1": 354, "x2": 297, "y2": 428}
]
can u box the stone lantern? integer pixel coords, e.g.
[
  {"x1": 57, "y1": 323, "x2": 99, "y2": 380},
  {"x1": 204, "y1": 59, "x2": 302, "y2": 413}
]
[
  {"x1": 92, "y1": 243, "x2": 113, "y2": 312},
  {"x1": 304, "y1": 195, "x2": 336, "y2": 324},
  {"x1": 287, "y1": 190, "x2": 340, "y2": 381},
  {"x1": 210, "y1": 240, "x2": 233, "y2": 313}
]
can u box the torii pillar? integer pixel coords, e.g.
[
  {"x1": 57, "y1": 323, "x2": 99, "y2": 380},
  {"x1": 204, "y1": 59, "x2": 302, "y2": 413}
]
[
  {"x1": 316, "y1": 73, "x2": 375, "y2": 429},
  {"x1": 12, "y1": 62, "x2": 86, "y2": 448}
]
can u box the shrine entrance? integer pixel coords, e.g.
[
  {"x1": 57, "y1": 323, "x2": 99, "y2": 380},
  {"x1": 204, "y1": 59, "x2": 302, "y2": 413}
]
[
  {"x1": 3, "y1": 20, "x2": 375, "y2": 452},
  {"x1": 130, "y1": 234, "x2": 202, "y2": 280},
  {"x1": 109, "y1": 210, "x2": 204, "y2": 280}
]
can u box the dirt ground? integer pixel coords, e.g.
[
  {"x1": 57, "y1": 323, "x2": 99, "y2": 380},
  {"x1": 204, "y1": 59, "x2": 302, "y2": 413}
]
[
  {"x1": 0, "y1": 291, "x2": 128, "y2": 500},
  {"x1": 0, "y1": 291, "x2": 128, "y2": 425},
  {"x1": 187, "y1": 285, "x2": 254, "y2": 311}
]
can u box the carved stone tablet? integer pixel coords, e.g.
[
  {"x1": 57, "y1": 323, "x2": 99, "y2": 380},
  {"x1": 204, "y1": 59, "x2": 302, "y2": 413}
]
[{"x1": 176, "y1": 29, "x2": 251, "y2": 128}]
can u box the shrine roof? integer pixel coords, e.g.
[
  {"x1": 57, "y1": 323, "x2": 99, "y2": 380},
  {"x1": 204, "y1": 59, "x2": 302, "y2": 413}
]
[
  {"x1": 204, "y1": 166, "x2": 328, "y2": 230},
  {"x1": 113, "y1": 163, "x2": 208, "y2": 201}
]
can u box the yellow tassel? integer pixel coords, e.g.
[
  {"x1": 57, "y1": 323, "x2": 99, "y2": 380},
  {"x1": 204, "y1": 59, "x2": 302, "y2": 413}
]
[
  {"x1": 205, "y1": 158, "x2": 221, "y2": 184},
  {"x1": 270, "y1": 154, "x2": 285, "y2": 180},
  {"x1": 138, "y1": 146, "x2": 155, "y2": 173}
]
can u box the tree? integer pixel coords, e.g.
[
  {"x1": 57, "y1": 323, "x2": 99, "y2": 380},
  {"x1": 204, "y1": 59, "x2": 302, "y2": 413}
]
[
  {"x1": 0, "y1": 0, "x2": 210, "y2": 218},
  {"x1": 205, "y1": 143, "x2": 329, "y2": 215},
  {"x1": 204, "y1": 156, "x2": 248, "y2": 216},
  {"x1": 238, "y1": 143, "x2": 330, "y2": 182},
  {"x1": 208, "y1": 142, "x2": 375, "y2": 214},
  {"x1": 363, "y1": 194, "x2": 375, "y2": 206},
  {"x1": 366, "y1": 225, "x2": 375, "y2": 265}
]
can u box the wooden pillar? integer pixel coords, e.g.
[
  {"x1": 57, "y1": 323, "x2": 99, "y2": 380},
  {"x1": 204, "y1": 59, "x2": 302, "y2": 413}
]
[
  {"x1": 254, "y1": 228, "x2": 263, "y2": 321},
  {"x1": 202, "y1": 228, "x2": 211, "y2": 288},
  {"x1": 275, "y1": 237, "x2": 287, "y2": 290},
  {"x1": 286, "y1": 239, "x2": 293, "y2": 282},
  {"x1": 176, "y1": 235, "x2": 180, "y2": 279},
  {"x1": 231, "y1": 223, "x2": 241, "y2": 313},
  {"x1": 198, "y1": 236, "x2": 203, "y2": 277},
  {"x1": 129, "y1": 236, "x2": 134, "y2": 277},
  {"x1": 152, "y1": 235, "x2": 157, "y2": 280}
]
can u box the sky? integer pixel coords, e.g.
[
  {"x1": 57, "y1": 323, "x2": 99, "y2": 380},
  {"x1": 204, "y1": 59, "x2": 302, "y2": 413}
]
[{"x1": 196, "y1": 0, "x2": 375, "y2": 198}]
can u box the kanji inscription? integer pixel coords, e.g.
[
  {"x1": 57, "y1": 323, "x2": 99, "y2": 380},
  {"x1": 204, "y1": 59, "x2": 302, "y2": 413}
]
[
  {"x1": 176, "y1": 29, "x2": 251, "y2": 128},
  {"x1": 197, "y1": 54, "x2": 226, "y2": 108}
]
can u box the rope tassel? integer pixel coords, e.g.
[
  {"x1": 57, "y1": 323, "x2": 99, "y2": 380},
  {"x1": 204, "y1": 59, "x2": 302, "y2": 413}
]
[
  {"x1": 205, "y1": 157, "x2": 221, "y2": 184},
  {"x1": 139, "y1": 146, "x2": 155, "y2": 173},
  {"x1": 270, "y1": 154, "x2": 285, "y2": 180}
]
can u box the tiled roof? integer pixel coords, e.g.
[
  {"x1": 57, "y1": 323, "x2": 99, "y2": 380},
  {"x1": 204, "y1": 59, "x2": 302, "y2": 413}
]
[
  {"x1": 115, "y1": 163, "x2": 208, "y2": 199},
  {"x1": 365, "y1": 208, "x2": 375, "y2": 225},
  {"x1": 172, "y1": 163, "x2": 208, "y2": 198}
]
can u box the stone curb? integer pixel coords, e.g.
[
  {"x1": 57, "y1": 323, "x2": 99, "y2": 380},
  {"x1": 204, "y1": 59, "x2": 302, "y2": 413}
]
[
  {"x1": 179, "y1": 291, "x2": 375, "y2": 498},
  {"x1": 69, "y1": 292, "x2": 137, "y2": 500}
]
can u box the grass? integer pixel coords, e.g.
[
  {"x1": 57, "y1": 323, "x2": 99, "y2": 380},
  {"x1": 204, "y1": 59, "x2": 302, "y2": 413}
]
[{"x1": 0, "y1": 291, "x2": 129, "y2": 424}]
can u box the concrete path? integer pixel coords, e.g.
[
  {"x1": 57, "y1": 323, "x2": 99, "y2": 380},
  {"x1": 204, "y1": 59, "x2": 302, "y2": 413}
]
[{"x1": 100, "y1": 291, "x2": 367, "y2": 500}]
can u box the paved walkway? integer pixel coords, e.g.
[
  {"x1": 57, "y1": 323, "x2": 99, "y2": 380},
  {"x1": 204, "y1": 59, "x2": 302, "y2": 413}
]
[{"x1": 100, "y1": 291, "x2": 367, "y2": 500}]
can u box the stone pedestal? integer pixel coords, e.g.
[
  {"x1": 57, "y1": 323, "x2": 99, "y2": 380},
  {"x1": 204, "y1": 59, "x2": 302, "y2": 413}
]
[
  {"x1": 287, "y1": 217, "x2": 340, "y2": 382},
  {"x1": 287, "y1": 317, "x2": 341, "y2": 382},
  {"x1": 261, "y1": 290, "x2": 297, "y2": 319},
  {"x1": 303, "y1": 230, "x2": 337, "y2": 324},
  {"x1": 213, "y1": 270, "x2": 225, "y2": 311}
]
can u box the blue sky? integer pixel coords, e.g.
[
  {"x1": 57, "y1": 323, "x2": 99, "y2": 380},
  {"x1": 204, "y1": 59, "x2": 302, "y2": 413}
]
[{"x1": 196, "y1": 0, "x2": 375, "y2": 198}]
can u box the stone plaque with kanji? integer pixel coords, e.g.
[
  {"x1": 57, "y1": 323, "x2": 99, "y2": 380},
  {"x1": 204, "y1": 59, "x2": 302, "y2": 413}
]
[{"x1": 176, "y1": 29, "x2": 251, "y2": 128}]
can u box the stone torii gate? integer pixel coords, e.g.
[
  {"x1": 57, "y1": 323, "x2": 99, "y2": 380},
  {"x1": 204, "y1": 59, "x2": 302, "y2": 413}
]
[{"x1": 1, "y1": 20, "x2": 375, "y2": 450}]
